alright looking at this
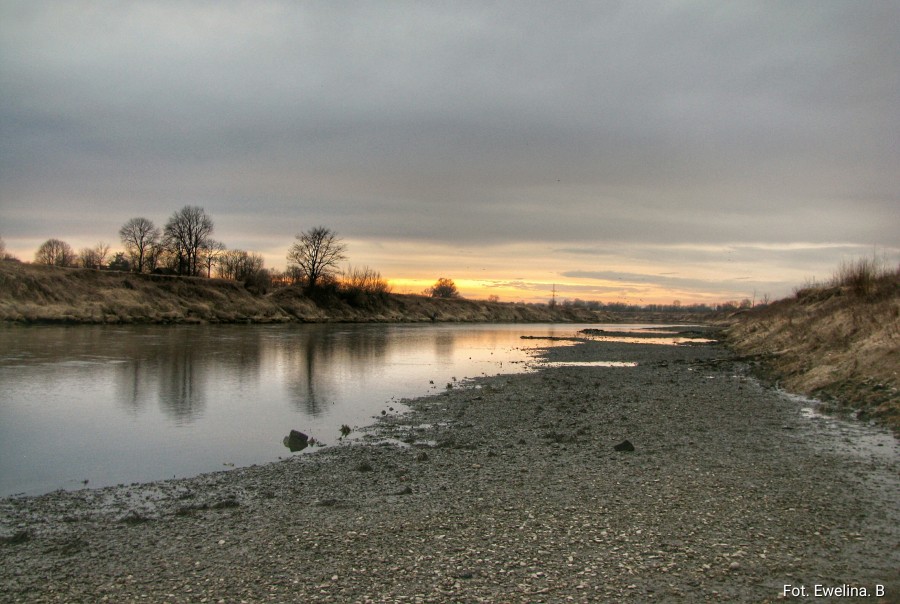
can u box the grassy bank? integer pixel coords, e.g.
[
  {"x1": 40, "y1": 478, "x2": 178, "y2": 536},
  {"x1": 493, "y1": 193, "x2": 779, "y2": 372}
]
[
  {"x1": 0, "y1": 261, "x2": 607, "y2": 324},
  {"x1": 724, "y1": 262, "x2": 899, "y2": 430}
]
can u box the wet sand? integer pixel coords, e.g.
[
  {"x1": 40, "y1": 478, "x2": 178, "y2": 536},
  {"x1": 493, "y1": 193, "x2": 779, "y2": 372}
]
[{"x1": 1, "y1": 330, "x2": 897, "y2": 602}]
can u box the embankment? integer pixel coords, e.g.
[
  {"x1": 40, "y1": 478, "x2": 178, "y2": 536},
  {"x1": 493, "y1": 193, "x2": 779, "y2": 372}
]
[
  {"x1": 723, "y1": 273, "x2": 899, "y2": 430},
  {"x1": 0, "y1": 262, "x2": 607, "y2": 324}
]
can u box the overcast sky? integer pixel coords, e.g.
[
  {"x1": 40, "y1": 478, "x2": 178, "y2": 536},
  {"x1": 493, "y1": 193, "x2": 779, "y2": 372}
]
[{"x1": 1, "y1": 1, "x2": 898, "y2": 303}]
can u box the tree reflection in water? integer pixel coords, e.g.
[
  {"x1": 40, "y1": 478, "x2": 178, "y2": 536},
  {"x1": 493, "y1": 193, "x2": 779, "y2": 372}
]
[
  {"x1": 276, "y1": 325, "x2": 392, "y2": 416},
  {"x1": 0, "y1": 322, "x2": 563, "y2": 496}
]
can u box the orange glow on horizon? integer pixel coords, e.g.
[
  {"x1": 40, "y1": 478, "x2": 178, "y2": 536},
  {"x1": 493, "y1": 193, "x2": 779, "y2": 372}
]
[
  {"x1": 386, "y1": 276, "x2": 732, "y2": 307},
  {"x1": 4, "y1": 235, "x2": 820, "y2": 307}
]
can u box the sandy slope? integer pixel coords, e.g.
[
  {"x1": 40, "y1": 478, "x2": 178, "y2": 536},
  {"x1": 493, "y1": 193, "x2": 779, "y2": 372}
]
[{"x1": 724, "y1": 275, "x2": 899, "y2": 431}]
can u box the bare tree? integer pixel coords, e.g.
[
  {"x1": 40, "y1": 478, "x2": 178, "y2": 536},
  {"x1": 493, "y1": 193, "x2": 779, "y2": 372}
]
[
  {"x1": 96, "y1": 242, "x2": 110, "y2": 266},
  {"x1": 78, "y1": 242, "x2": 110, "y2": 269},
  {"x1": 286, "y1": 226, "x2": 347, "y2": 290},
  {"x1": 200, "y1": 239, "x2": 225, "y2": 278},
  {"x1": 119, "y1": 217, "x2": 161, "y2": 273},
  {"x1": 35, "y1": 238, "x2": 77, "y2": 267},
  {"x1": 78, "y1": 248, "x2": 98, "y2": 269},
  {"x1": 218, "y1": 249, "x2": 265, "y2": 282},
  {"x1": 427, "y1": 277, "x2": 460, "y2": 298},
  {"x1": 217, "y1": 249, "x2": 271, "y2": 293},
  {"x1": 163, "y1": 206, "x2": 214, "y2": 276}
]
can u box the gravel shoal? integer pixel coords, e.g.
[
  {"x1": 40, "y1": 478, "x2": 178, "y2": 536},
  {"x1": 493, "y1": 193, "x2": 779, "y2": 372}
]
[{"x1": 1, "y1": 332, "x2": 898, "y2": 603}]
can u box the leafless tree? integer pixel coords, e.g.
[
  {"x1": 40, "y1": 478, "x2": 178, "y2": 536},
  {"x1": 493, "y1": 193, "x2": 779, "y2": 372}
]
[
  {"x1": 217, "y1": 249, "x2": 271, "y2": 293},
  {"x1": 163, "y1": 206, "x2": 214, "y2": 276},
  {"x1": 78, "y1": 242, "x2": 110, "y2": 269},
  {"x1": 35, "y1": 238, "x2": 77, "y2": 267},
  {"x1": 200, "y1": 239, "x2": 225, "y2": 278},
  {"x1": 119, "y1": 217, "x2": 161, "y2": 273},
  {"x1": 217, "y1": 249, "x2": 265, "y2": 282},
  {"x1": 286, "y1": 227, "x2": 347, "y2": 290},
  {"x1": 427, "y1": 277, "x2": 460, "y2": 298}
]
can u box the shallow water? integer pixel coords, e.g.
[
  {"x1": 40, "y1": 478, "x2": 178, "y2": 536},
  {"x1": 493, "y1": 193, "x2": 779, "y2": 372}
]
[
  {"x1": 576, "y1": 324, "x2": 717, "y2": 345},
  {"x1": 540, "y1": 361, "x2": 639, "y2": 368},
  {"x1": 0, "y1": 322, "x2": 657, "y2": 497}
]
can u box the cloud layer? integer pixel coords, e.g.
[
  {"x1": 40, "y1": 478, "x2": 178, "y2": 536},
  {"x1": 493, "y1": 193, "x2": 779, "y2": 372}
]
[{"x1": 1, "y1": 1, "x2": 897, "y2": 301}]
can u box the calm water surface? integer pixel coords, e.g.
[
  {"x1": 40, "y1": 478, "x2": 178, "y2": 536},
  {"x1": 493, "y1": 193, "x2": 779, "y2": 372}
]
[{"x1": 0, "y1": 323, "x2": 610, "y2": 496}]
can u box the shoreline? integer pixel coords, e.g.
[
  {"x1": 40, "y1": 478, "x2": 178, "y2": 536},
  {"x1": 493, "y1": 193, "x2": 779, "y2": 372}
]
[{"x1": 2, "y1": 332, "x2": 898, "y2": 602}]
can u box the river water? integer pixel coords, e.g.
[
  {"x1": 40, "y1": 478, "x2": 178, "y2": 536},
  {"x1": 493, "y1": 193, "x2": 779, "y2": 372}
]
[{"x1": 0, "y1": 322, "x2": 646, "y2": 497}]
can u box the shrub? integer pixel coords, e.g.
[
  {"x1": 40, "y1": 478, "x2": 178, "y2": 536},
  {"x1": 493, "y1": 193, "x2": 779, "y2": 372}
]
[
  {"x1": 830, "y1": 256, "x2": 896, "y2": 298},
  {"x1": 339, "y1": 265, "x2": 391, "y2": 305},
  {"x1": 427, "y1": 277, "x2": 460, "y2": 299}
]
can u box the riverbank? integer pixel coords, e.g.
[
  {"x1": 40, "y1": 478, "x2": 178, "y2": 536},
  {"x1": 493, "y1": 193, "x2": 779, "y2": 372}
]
[
  {"x1": 0, "y1": 262, "x2": 606, "y2": 324},
  {"x1": 2, "y1": 329, "x2": 897, "y2": 602},
  {"x1": 723, "y1": 272, "x2": 899, "y2": 431}
]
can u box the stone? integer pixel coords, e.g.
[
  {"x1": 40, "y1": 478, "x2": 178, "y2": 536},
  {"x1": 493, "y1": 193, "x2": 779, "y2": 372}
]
[
  {"x1": 614, "y1": 439, "x2": 635, "y2": 452},
  {"x1": 283, "y1": 430, "x2": 309, "y2": 452}
]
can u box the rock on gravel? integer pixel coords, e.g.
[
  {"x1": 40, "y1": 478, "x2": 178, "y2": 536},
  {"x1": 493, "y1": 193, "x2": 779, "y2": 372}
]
[{"x1": 1, "y1": 329, "x2": 897, "y2": 602}]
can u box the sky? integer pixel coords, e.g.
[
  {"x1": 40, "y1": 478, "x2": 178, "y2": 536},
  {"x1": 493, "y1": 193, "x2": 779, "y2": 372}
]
[{"x1": 1, "y1": 1, "x2": 898, "y2": 305}]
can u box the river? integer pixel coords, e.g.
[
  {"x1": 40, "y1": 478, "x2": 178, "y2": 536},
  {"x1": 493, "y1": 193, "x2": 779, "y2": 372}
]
[{"x1": 0, "y1": 322, "x2": 651, "y2": 497}]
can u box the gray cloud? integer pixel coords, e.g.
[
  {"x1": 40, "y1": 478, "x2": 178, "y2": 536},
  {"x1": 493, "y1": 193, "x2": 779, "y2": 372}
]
[{"x1": 1, "y1": 1, "x2": 898, "y2": 295}]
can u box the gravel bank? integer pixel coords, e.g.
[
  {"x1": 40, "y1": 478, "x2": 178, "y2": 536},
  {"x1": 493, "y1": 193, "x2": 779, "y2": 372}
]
[{"x1": 2, "y1": 330, "x2": 897, "y2": 602}]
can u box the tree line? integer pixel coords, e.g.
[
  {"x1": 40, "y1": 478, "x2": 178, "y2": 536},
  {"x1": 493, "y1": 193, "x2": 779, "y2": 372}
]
[
  {"x1": 2, "y1": 220, "x2": 755, "y2": 309},
  {"x1": 5, "y1": 205, "x2": 463, "y2": 300},
  {"x1": 3, "y1": 219, "x2": 764, "y2": 310}
]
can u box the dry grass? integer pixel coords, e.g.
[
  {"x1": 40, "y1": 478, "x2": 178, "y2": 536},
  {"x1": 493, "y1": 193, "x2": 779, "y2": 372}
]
[
  {"x1": 726, "y1": 267, "x2": 899, "y2": 431},
  {"x1": 0, "y1": 262, "x2": 291, "y2": 323},
  {"x1": 0, "y1": 261, "x2": 610, "y2": 325},
  {"x1": 829, "y1": 255, "x2": 899, "y2": 297}
]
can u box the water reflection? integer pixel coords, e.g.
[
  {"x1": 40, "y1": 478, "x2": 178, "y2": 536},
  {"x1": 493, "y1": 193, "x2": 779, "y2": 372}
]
[
  {"x1": 269, "y1": 326, "x2": 394, "y2": 416},
  {"x1": 7, "y1": 325, "x2": 464, "y2": 425},
  {"x1": 110, "y1": 328, "x2": 266, "y2": 423},
  {"x1": 434, "y1": 330, "x2": 455, "y2": 362},
  {"x1": 0, "y1": 323, "x2": 594, "y2": 496},
  {"x1": 157, "y1": 346, "x2": 207, "y2": 423}
]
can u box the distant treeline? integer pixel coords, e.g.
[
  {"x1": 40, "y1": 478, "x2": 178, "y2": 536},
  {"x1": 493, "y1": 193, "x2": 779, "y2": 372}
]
[{"x1": 554, "y1": 298, "x2": 751, "y2": 314}]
